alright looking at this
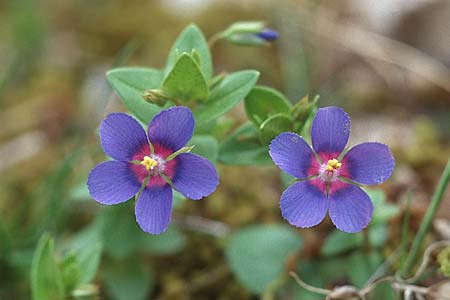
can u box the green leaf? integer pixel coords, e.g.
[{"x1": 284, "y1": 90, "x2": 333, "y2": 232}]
[
  {"x1": 104, "y1": 258, "x2": 153, "y2": 300},
  {"x1": 162, "y1": 53, "x2": 208, "y2": 103},
  {"x1": 69, "y1": 181, "x2": 91, "y2": 202},
  {"x1": 369, "y1": 224, "x2": 389, "y2": 248},
  {"x1": 188, "y1": 135, "x2": 219, "y2": 163},
  {"x1": 172, "y1": 190, "x2": 186, "y2": 208},
  {"x1": 31, "y1": 234, "x2": 65, "y2": 300},
  {"x1": 226, "y1": 224, "x2": 302, "y2": 294},
  {"x1": 259, "y1": 113, "x2": 293, "y2": 144},
  {"x1": 347, "y1": 251, "x2": 383, "y2": 288},
  {"x1": 295, "y1": 258, "x2": 349, "y2": 300},
  {"x1": 101, "y1": 202, "x2": 142, "y2": 259},
  {"x1": 106, "y1": 67, "x2": 164, "y2": 124},
  {"x1": 291, "y1": 95, "x2": 318, "y2": 123},
  {"x1": 166, "y1": 24, "x2": 212, "y2": 80},
  {"x1": 219, "y1": 122, "x2": 271, "y2": 165},
  {"x1": 366, "y1": 189, "x2": 385, "y2": 206},
  {"x1": 244, "y1": 86, "x2": 291, "y2": 126},
  {"x1": 195, "y1": 70, "x2": 259, "y2": 127},
  {"x1": 371, "y1": 281, "x2": 396, "y2": 300},
  {"x1": 60, "y1": 252, "x2": 80, "y2": 292},
  {"x1": 366, "y1": 189, "x2": 400, "y2": 225},
  {"x1": 140, "y1": 226, "x2": 186, "y2": 255},
  {"x1": 321, "y1": 230, "x2": 363, "y2": 257},
  {"x1": 77, "y1": 242, "x2": 102, "y2": 284}
]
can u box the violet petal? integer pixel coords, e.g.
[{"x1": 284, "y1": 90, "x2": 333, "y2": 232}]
[
  {"x1": 135, "y1": 185, "x2": 172, "y2": 234},
  {"x1": 341, "y1": 142, "x2": 395, "y2": 185},
  {"x1": 99, "y1": 113, "x2": 149, "y2": 161},
  {"x1": 311, "y1": 106, "x2": 350, "y2": 156},
  {"x1": 269, "y1": 132, "x2": 318, "y2": 179},
  {"x1": 280, "y1": 180, "x2": 328, "y2": 228},
  {"x1": 147, "y1": 106, "x2": 194, "y2": 151},
  {"x1": 328, "y1": 183, "x2": 373, "y2": 233},
  {"x1": 172, "y1": 153, "x2": 219, "y2": 200},
  {"x1": 87, "y1": 161, "x2": 141, "y2": 205}
]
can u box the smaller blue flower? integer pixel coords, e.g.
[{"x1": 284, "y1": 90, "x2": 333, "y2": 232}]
[
  {"x1": 269, "y1": 106, "x2": 395, "y2": 233},
  {"x1": 87, "y1": 106, "x2": 219, "y2": 234}
]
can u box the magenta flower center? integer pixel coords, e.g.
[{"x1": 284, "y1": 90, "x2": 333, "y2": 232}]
[
  {"x1": 130, "y1": 143, "x2": 176, "y2": 187},
  {"x1": 319, "y1": 158, "x2": 342, "y2": 182}
]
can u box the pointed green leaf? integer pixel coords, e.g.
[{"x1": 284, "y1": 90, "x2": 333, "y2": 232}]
[
  {"x1": 259, "y1": 113, "x2": 293, "y2": 144},
  {"x1": 162, "y1": 53, "x2": 208, "y2": 103},
  {"x1": 195, "y1": 70, "x2": 259, "y2": 126},
  {"x1": 106, "y1": 67, "x2": 164, "y2": 124},
  {"x1": 31, "y1": 234, "x2": 65, "y2": 300},
  {"x1": 166, "y1": 24, "x2": 212, "y2": 79},
  {"x1": 226, "y1": 224, "x2": 302, "y2": 294},
  {"x1": 244, "y1": 86, "x2": 291, "y2": 126},
  {"x1": 219, "y1": 122, "x2": 271, "y2": 165}
]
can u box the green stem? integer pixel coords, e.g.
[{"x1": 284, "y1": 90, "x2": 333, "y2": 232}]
[
  {"x1": 401, "y1": 158, "x2": 450, "y2": 277},
  {"x1": 397, "y1": 191, "x2": 412, "y2": 277}
]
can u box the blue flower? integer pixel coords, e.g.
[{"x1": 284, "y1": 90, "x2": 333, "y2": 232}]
[
  {"x1": 269, "y1": 106, "x2": 395, "y2": 233},
  {"x1": 87, "y1": 106, "x2": 219, "y2": 234}
]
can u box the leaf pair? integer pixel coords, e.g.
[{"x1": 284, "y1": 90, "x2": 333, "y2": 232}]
[
  {"x1": 107, "y1": 24, "x2": 260, "y2": 129},
  {"x1": 245, "y1": 86, "x2": 318, "y2": 144}
]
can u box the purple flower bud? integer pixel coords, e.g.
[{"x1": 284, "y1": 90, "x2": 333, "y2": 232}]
[{"x1": 257, "y1": 29, "x2": 279, "y2": 41}]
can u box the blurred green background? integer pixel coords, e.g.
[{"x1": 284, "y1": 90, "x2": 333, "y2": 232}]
[{"x1": 1, "y1": 0, "x2": 450, "y2": 299}]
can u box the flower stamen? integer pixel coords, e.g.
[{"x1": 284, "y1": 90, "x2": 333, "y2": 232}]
[
  {"x1": 141, "y1": 156, "x2": 158, "y2": 171},
  {"x1": 319, "y1": 158, "x2": 342, "y2": 182},
  {"x1": 325, "y1": 158, "x2": 342, "y2": 171}
]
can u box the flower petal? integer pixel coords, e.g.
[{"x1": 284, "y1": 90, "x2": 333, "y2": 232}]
[
  {"x1": 328, "y1": 183, "x2": 373, "y2": 233},
  {"x1": 341, "y1": 142, "x2": 394, "y2": 185},
  {"x1": 147, "y1": 106, "x2": 194, "y2": 151},
  {"x1": 99, "y1": 113, "x2": 149, "y2": 161},
  {"x1": 280, "y1": 180, "x2": 328, "y2": 228},
  {"x1": 269, "y1": 132, "x2": 318, "y2": 179},
  {"x1": 311, "y1": 106, "x2": 350, "y2": 156},
  {"x1": 172, "y1": 153, "x2": 219, "y2": 200},
  {"x1": 135, "y1": 185, "x2": 172, "y2": 234},
  {"x1": 87, "y1": 161, "x2": 141, "y2": 205}
]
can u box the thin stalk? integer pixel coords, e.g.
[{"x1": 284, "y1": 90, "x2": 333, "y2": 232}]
[
  {"x1": 401, "y1": 158, "x2": 450, "y2": 276},
  {"x1": 397, "y1": 191, "x2": 412, "y2": 277}
]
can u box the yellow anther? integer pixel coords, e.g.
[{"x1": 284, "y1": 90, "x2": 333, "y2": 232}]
[
  {"x1": 141, "y1": 156, "x2": 158, "y2": 171},
  {"x1": 326, "y1": 158, "x2": 342, "y2": 171}
]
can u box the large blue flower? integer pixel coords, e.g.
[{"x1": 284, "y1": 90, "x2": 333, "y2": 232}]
[
  {"x1": 88, "y1": 106, "x2": 219, "y2": 234},
  {"x1": 269, "y1": 106, "x2": 395, "y2": 233}
]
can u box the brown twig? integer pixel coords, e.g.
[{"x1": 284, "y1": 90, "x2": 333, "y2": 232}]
[{"x1": 289, "y1": 240, "x2": 450, "y2": 299}]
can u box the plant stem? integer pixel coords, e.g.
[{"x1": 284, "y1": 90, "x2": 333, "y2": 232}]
[
  {"x1": 401, "y1": 158, "x2": 450, "y2": 277},
  {"x1": 397, "y1": 191, "x2": 411, "y2": 276}
]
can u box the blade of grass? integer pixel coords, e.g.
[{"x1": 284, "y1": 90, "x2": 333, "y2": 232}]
[
  {"x1": 401, "y1": 158, "x2": 450, "y2": 277},
  {"x1": 397, "y1": 191, "x2": 412, "y2": 276}
]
